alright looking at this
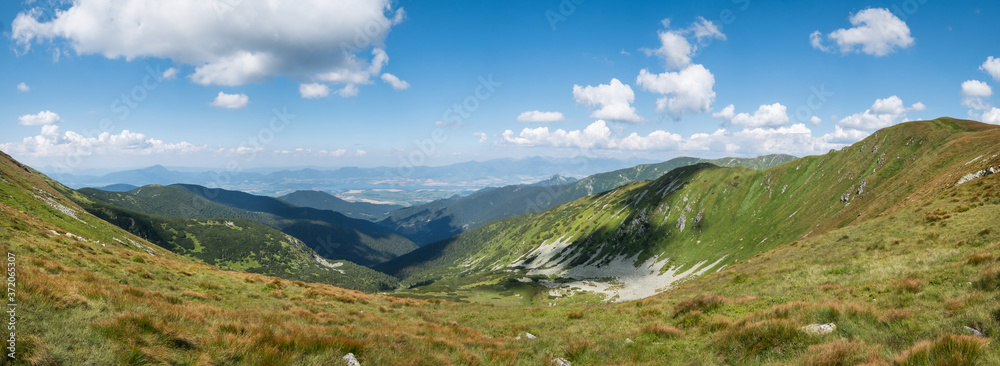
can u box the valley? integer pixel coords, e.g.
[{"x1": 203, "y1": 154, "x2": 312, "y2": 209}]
[{"x1": 2, "y1": 118, "x2": 999, "y2": 364}]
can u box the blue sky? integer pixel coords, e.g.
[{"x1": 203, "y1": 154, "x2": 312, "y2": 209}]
[{"x1": 2, "y1": 0, "x2": 999, "y2": 172}]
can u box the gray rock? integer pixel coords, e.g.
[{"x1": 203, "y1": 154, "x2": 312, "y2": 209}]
[
  {"x1": 343, "y1": 353, "x2": 361, "y2": 366},
  {"x1": 551, "y1": 358, "x2": 572, "y2": 366},
  {"x1": 964, "y1": 326, "x2": 985, "y2": 337},
  {"x1": 801, "y1": 323, "x2": 836, "y2": 335},
  {"x1": 525, "y1": 332, "x2": 537, "y2": 339}
]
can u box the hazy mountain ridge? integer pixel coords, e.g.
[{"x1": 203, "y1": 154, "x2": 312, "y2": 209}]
[
  {"x1": 277, "y1": 190, "x2": 403, "y2": 220},
  {"x1": 48, "y1": 156, "x2": 659, "y2": 195}
]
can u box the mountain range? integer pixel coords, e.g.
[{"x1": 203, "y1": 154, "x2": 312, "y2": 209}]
[{"x1": 2, "y1": 118, "x2": 999, "y2": 364}]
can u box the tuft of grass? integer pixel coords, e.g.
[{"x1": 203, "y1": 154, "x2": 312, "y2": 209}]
[
  {"x1": 643, "y1": 325, "x2": 684, "y2": 338},
  {"x1": 567, "y1": 311, "x2": 584, "y2": 320},
  {"x1": 893, "y1": 334, "x2": 988, "y2": 365},
  {"x1": 717, "y1": 319, "x2": 810, "y2": 361},
  {"x1": 799, "y1": 340, "x2": 882, "y2": 366},
  {"x1": 973, "y1": 267, "x2": 1000, "y2": 291},
  {"x1": 966, "y1": 253, "x2": 995, "y2": 265},
  {"x1": 673, "y1": 294, "x2": 726, "y2": 317},
  {"x1": 896, "y1": 277, "x2": 924, "y2": 293}
]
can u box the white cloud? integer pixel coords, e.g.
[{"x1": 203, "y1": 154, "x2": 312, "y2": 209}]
[
  {"x1": 473, "y1": 132, "x2": 488, "y2": 143},
  {"x1": 837, "y1": 96, "x2": 922, "y2": 130},
  {"x1": 982, "y1": 57, "x2": 1000, "y2": 82},
  {"x1": 961, "y1": 80, "x2": 993, "y2": 98},
  {"x1": 162, "y1": 67, "x2": 179, "y2": 80},
  {"x1": 16, "y1": 82, "x2": 30, "y2": 92},
  {"x1": 652, "y1": 31, "x2": 692, "y2": 69},
  {"x1": 502, "y1": 120, "x2": 613, "y2": 148},
  {"x1": 355, "y1": 149, "x2": 367, "y2": 157},
  {"x1": 821, "y1": 125, "x2": 870, "y2": 144},
  {"x1": 0, "y1": 125, "x2": 207, "y2": 158},
  {"x1": 380, "y1": 73, "x2": 410, "y2": 90},
  {"x1": 299, "y1": 83, "x2": 330, "y2": 99},
  {"x1": 713, "y1": 103, "x2": 789, "y2": 128},
  {"x1": 809, "y1": 31, "x2": 829, "y2": 52},
  {"x1": 497, "y1": 120, "x2": 844, "y2": 156},
  {"x1": 636, "y1": 64, "x2": 716, "y2": 119},
  {"x1": 572, "y1": 79, "x2": 643, "y2": 123},
  {"x1": 811, "y1": 8, "x2": 914, "y2": 56},
  {"x1": 12, "y1": 0, "x2": 404, "y2": 95},
  {"x1": 17, "y1": 110, "x2": 62, "y2": 126},
  {"x1": 961, "y1": 80, "x2": 993, "y2": 113},
  {"x1": 210, "y1": 92, "x2": 249, "y2": 109},
  {"x1": 516, "y1": 111, "x2": 565, "y2": 123},
  {"x1": 810, "y1": 116, "x2": 822, "y2": 125},
  {"x1": 646, "y1": 17, "x2": 726, "y2": 69},
  {"x1": 336, "y1": 84, "x2": 359, "y2": 97},
  {"x1": 982, "y1": 108, "x2": 1000, "y2": 124}
]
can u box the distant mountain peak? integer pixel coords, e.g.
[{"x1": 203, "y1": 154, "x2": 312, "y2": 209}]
[{"x1": 532, "y1": 174, "x2": 579, "y2": 186}]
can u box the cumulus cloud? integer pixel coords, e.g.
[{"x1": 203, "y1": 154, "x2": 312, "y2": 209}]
[
  {"x1": 502, "y1": 120, "x2": 613, "y2": 148},
  {"x1": 811, "y1": 8, "x2": 914, "y2": 56},
  {"x1": 299, "y1": 83, "x2": 330, "y2": 99},
  {"x1": 516, "y1": 111, "x2": 565, "y2": 123},
  {"x1": 16, "y1": 82, "x2": 30, "y2": 92},
  {"x1": 713, "y1": 103, "x2": 789, "y2": 128},
  {"x1": 810, "y1": 116, "x2": 822, "y2": 125},
  {"x1": 0, "y1": 125, "x2": 207, "y2": 158},
  {"x1": 837, "y1": 96, "x2": 923, "y2": 131},
  {"x1": 645, "y1": 17, "x2": 726, "y2": 69},
  {"x1": 210, "y1": 92, "x2": 249, "y2": 109},
  {"x1": 18, "y1": 110, "x2": 62, "y2": 125},
  {"x1": 636, "y1": 65, "x2": 716, "y2": 119},
  {"x1": 961, "y1": 79, "x2": 998, "y2": 121},
  {"x1": 572, "y1": 79, "x2": 643, "y2": 123},
  {"x1": 498, "y1": 120, "x2": 846, "y2": 156},
  {"x1": 961, "y1": 80, "x2": 993, "y2": 112},
  {"x1": 636, "y1": 18, "x2": 723, "y2": 120},
  {"x1": 982, "y1": 108, "x2": 1000, "y2": 124},
  {"x1": 982, "y1": 57, "x2": 1000, "y2": 81},
  {"x1": 11, "y1": 0, "x2": 406, "y2": 96},
  {"x1": 962, "y1": 80, "x2": 993, "y2": 98},
  {"x1": 380, "y1": 73, "x2": 410, "y2": 90},
  {"x1": 161, "y1": 67, "x2": 179, "y2": 80},
  {"x1": 473, "y1": 132, "x2": 488, "y2": 143}
]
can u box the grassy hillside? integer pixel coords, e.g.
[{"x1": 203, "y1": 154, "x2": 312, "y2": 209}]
[
  {"x1": 67, "y1": 195, "x2": 398, "y2": 292},
  {"x1": 381, "y1": 154, "x2": 796, "y2": 245},
  {"x1": 78, "y1": 184, "x2": 417, "y2": 266},
  {"x1": 278, "y1": 190, "x2": 403, "y2": 221},
  {"x1": 1, "y1": 117, "x2": 999, "y2": 364},
  {"x1": 381, "y1": 119, "x2": 999, "y2": 302}
]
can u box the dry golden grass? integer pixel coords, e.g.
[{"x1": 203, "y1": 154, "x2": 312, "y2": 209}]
[
  {"x1": 893, "y1": 334, "x2": 988, "y2": 365},
  {"x1": 799, "y1": 340, "x2": 885, "y2": 366}
]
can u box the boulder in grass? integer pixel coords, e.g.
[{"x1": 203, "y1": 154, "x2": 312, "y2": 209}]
[
  {"x1": 551, "y1": 357, "x2": 572, "y2": 366},
  {"x1": 343, "y1": 353, "x2": 361, "y2": 366},
  {"x1": 526, "y1": 333, "x2": 537, "y2": 339},
  {"x1": 801, "y1": 323, "x2": 836, "y2": 335}
]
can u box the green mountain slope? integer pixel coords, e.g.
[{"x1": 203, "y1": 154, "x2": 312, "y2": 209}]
[
  {"x1": 380, "y1": 154, "x2": 796, "y2": 245},
  {"x1": 62, "y1": 195, "x2": 398, "y2": 292},
  {"x1": 278, "y1": 190, "x2": 403, "y2": 221},
  {"x1": 381, "y1": 118, "x2": 1000, "y2": 302},
  {"x1": 78, "y1": 184, "x2": 417, "y2": 266}
]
